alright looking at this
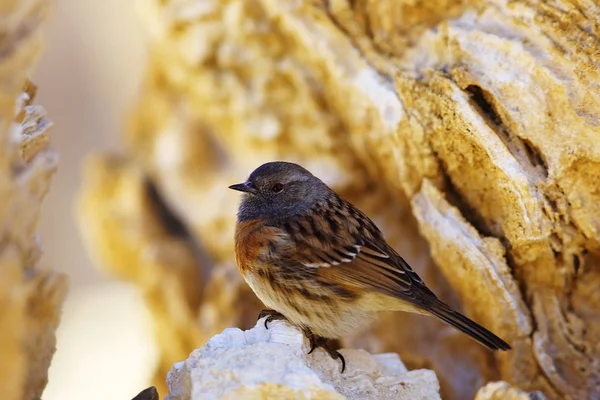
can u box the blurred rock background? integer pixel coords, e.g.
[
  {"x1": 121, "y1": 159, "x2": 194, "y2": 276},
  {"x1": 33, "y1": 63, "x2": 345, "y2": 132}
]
[
  {"x1": 11, "y1": 0, "x2": 597, "y2": 399},
  {"x1": 33, "y1": 1, "x2": 156, "y2": 399},
  {"x1": 73, "y1": 0, "x2": 599, "y2": 399}
]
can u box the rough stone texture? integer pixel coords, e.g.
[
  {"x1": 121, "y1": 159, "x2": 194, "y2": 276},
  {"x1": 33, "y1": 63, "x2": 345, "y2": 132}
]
[
  {"x1": 77, "y1": 0, "x2": 600, "y2": 399},
  {"x1": 165, "y1": 319, "x2": 441, "y2": 400},
  {"x1": 0, "y1": 1, "x2": 66, "y2": 400},
  {"x1": 474, "y1": 381, "x2": 546, "y2": 400}
]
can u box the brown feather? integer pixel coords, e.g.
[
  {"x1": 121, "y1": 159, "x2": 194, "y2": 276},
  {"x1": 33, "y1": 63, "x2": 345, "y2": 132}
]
[{"x1": 272, "y1": 193, "x2": 511, "y2": 350}]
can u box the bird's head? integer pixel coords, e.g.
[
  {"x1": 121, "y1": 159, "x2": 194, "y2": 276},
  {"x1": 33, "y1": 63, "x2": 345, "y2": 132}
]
[{"x1": 229, "y1": 161, "x2": 329, "y2": 221}]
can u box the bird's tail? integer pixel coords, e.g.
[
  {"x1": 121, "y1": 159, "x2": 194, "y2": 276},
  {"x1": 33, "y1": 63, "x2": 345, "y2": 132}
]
[{"x1": 428, "y1": 300, "x2": 511, "y2": 351}]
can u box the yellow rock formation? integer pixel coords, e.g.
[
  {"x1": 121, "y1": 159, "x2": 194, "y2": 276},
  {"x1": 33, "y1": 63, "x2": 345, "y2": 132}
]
[
  {"x1": 0, "y1": 2, "x2": 66, "y2": 399},
  {"x1": 77, "y1": 0, "x2": 600, "y2": 399}
]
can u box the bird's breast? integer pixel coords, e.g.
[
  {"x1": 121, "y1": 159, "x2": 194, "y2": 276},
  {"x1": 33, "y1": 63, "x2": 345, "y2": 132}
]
[
  {"x1": 235, "y1": 219, "x2": 293, "y2": 267},
  {"x1": 234, "y1": 218, "x2": 377, "y2": 338}
]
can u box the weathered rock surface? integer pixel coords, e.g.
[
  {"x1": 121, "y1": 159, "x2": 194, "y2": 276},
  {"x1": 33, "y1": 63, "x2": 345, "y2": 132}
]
[
  {"x1": 78, "y1": 0, "x2": 600, "y2": 399},
  {"x1": 474, "y1": 381, "x2": 546, "y2": 400},
  {"x1": 0, "y1": 1, "x2": 66, "y2": 399},
  {"x1": 165, "y1": 319, "x2": 441, "y2": 400}
]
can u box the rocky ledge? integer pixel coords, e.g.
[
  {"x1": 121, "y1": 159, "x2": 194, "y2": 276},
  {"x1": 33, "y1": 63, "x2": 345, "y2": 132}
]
[{"x1": 164, "y1": 318, "x2": 441, "y2": 400}]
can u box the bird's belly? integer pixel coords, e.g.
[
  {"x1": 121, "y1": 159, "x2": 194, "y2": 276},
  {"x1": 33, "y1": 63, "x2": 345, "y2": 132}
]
[{"x1": 243, "y1": 270, "x2": 376, "y2": 338}]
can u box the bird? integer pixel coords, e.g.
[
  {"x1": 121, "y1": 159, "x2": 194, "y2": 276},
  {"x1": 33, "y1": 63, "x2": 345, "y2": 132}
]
[{"x1": 229, "y1": 161, "x2": 511, "y2": 372}]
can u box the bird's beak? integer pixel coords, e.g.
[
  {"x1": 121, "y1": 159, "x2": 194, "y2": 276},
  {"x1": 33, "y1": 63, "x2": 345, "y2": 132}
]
[{"x1": 228, "y1": 181, "x2": 256, "y2": 194}]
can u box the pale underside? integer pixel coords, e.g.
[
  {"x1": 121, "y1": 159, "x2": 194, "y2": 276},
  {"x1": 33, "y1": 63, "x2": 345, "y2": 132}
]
[{"x1": 243, "y1": 269, "x2": 426, "y2": 338}]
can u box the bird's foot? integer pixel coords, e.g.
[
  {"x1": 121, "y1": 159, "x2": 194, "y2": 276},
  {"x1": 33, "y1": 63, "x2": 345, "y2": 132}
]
[
  {"x1": 303, "y1": 329, "x2": 346, "y2": 373},
  {"x1": 257, "y1": 309, "x2": 287, "y2": 330}
]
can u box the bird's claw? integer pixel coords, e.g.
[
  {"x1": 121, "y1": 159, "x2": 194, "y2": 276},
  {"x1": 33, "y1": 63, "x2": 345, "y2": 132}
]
[
  {"x1": 306, "y1": 331, "x2": 318, "y2": 354},
  {"x1": 328, "y1": 349, "x2": 346, "y2": 374},
  {"x1": 256, "y1": 312, "x2": 347, "y2": 373},
  {"x1": 303, "y1": 329, "x2": 346, "y2": 373},
  {"x1": 257, "y1": 309, "x2": 287, "y2": 330}
]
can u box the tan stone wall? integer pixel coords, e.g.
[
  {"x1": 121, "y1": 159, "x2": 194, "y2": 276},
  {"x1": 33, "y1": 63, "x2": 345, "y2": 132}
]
[
  {"x1": 77, "y1": 0, "x2": 600, "y2": 398},
  {"x1": 0, "y1": 1, "x2": 66, "y2": 399}
]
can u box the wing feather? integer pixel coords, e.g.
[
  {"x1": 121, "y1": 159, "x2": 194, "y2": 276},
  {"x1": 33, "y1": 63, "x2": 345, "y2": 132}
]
[
  {"x1": 277, "y1": 199, "x2": 436, "y2": 306},
  {"x1": 256, "y1": 195, "x2": 510, "y2": 351}
]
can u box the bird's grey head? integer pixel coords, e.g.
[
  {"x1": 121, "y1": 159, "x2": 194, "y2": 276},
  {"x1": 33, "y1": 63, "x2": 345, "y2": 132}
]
[{"x1": 229, "y1": 161, "x2": 330, "y2": 222}]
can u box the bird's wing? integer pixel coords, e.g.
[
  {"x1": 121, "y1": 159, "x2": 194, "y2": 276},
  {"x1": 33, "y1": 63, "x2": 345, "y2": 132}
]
[
  {"x1": 276, "y1": 199, "x2": 437, "y2": 307},
  {"x1": 302, "y1": 236, "x2": 435, "y2": 306},
  {"x1": 266, "y1": 199, "x2": 511, "y2": 351}
]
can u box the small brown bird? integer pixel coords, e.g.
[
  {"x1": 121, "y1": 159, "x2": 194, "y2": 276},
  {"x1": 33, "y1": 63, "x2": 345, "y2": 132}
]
[{"x1": 230, "y1": 161, "x2": 510, "y2": 372}]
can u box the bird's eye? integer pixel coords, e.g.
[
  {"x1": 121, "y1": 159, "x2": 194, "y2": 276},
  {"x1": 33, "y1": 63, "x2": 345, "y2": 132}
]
[{"x1": 271, "y1": 183, "x2": 283, "y2": 193}]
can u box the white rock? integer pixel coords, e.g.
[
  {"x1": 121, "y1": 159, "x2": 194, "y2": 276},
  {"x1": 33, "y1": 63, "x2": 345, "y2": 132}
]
[{"x1": 165, "y1": 319, "x2": 441, "y2": 400}]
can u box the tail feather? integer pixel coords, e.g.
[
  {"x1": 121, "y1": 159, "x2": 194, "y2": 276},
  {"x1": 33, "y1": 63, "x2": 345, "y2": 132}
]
[{"x1": 428, "y1": 300, "x2": 511, "y2": 351}]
